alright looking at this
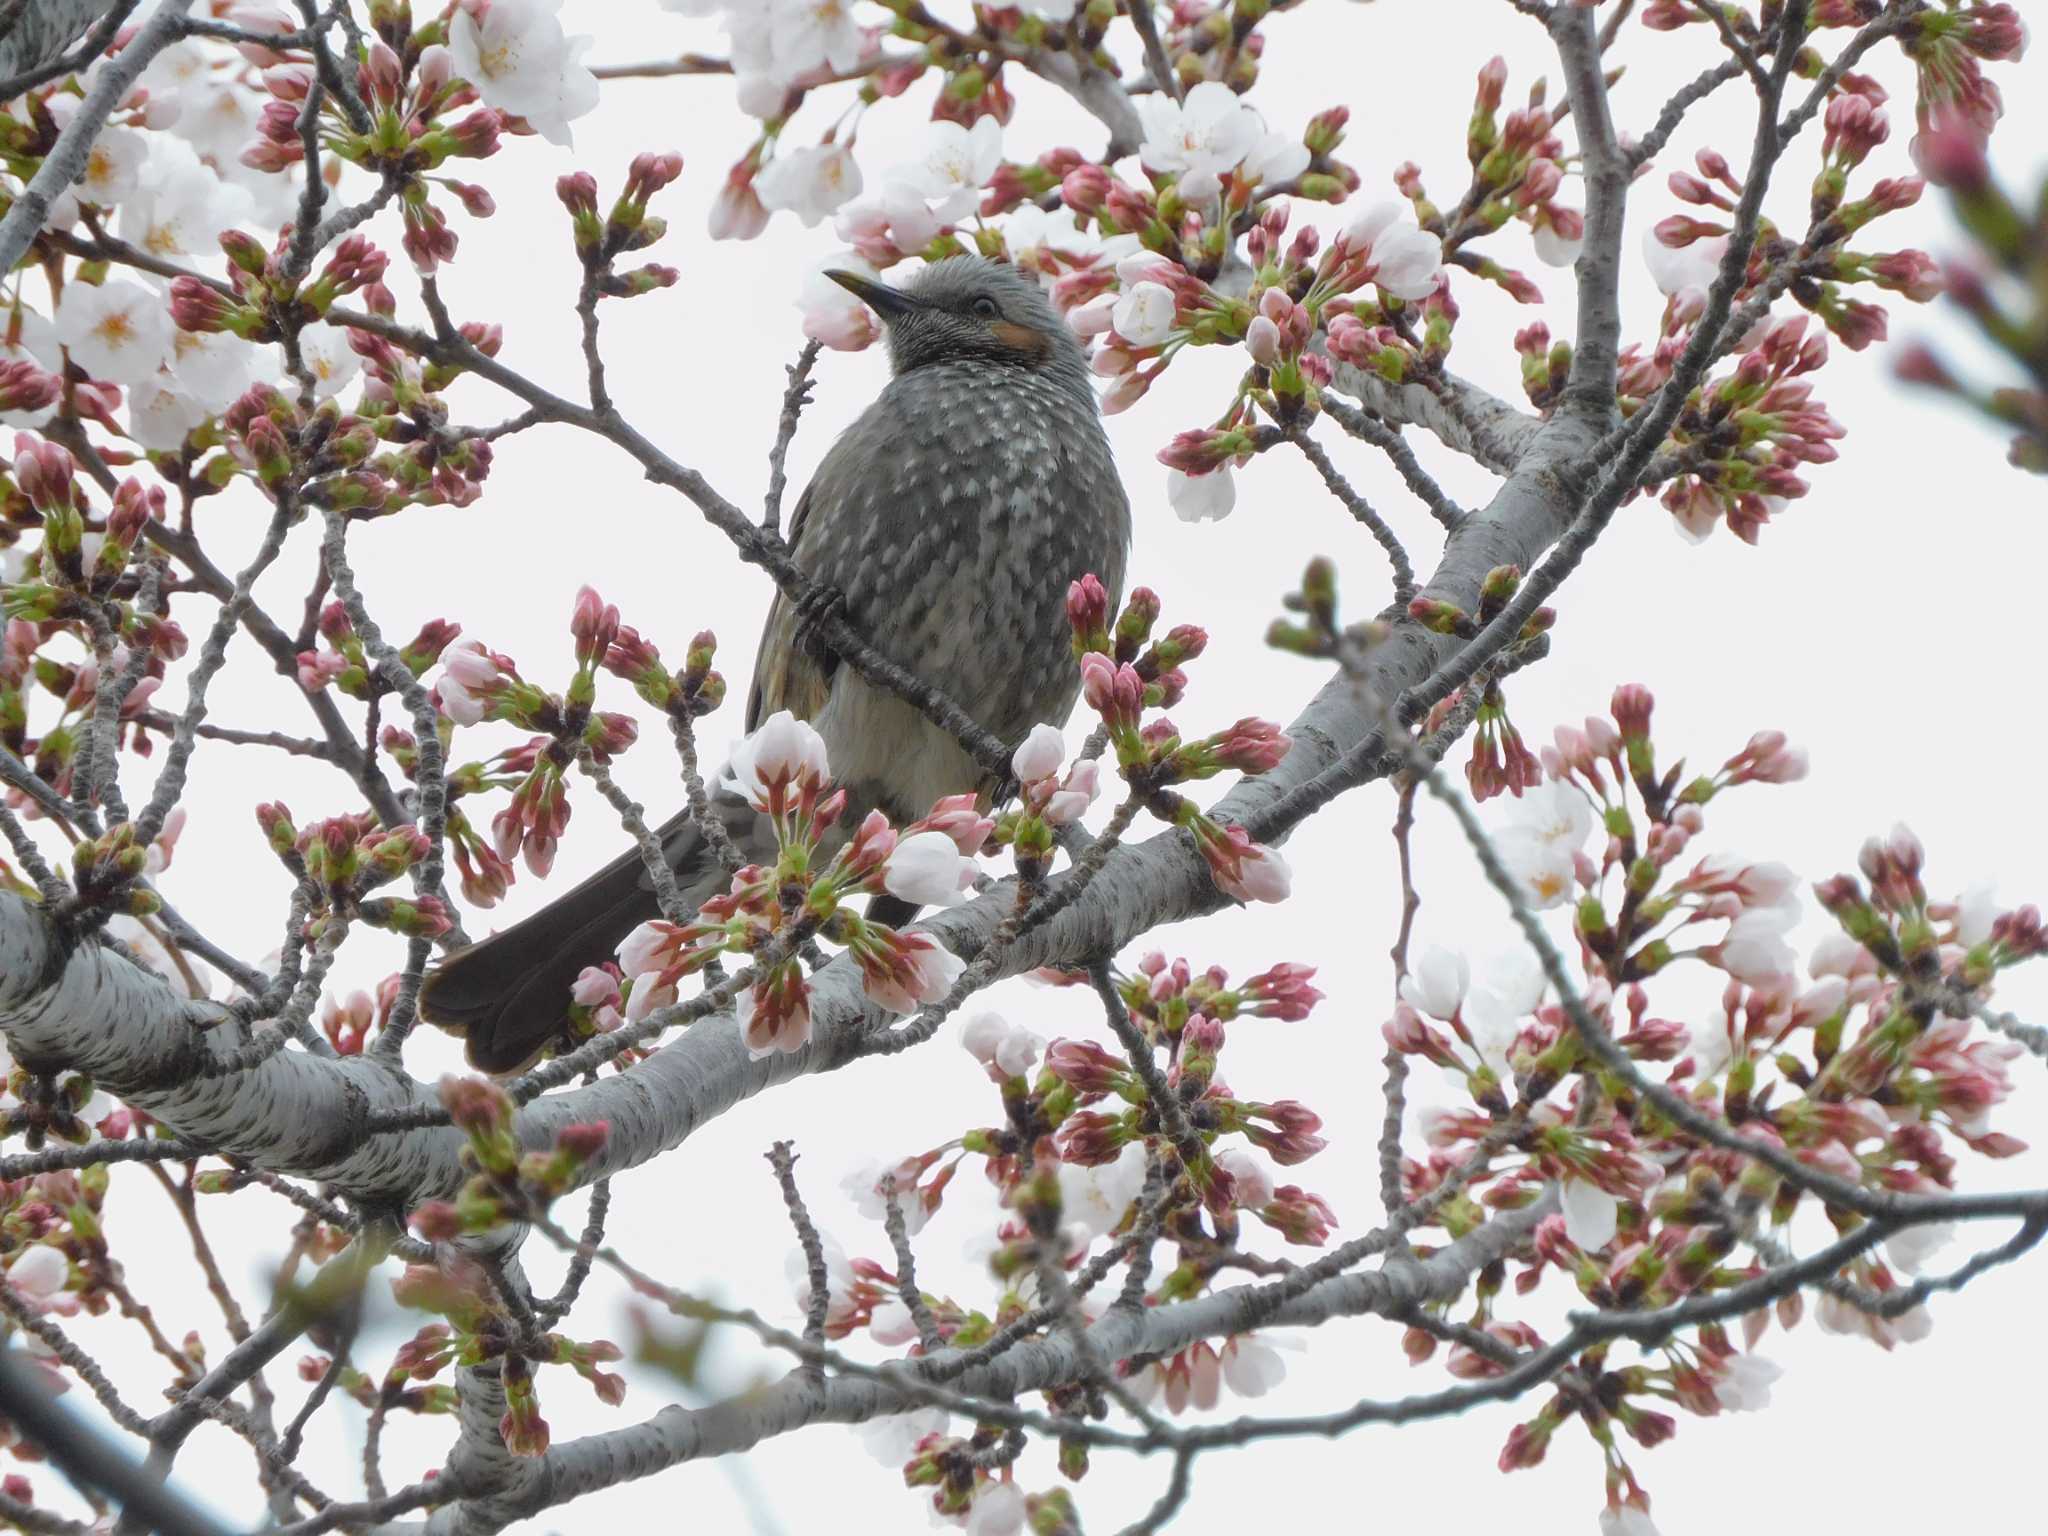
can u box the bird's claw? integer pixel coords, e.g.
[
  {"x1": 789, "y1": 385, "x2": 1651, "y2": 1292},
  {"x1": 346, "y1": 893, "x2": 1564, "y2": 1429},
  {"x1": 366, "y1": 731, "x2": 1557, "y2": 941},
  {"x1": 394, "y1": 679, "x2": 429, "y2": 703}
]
[{"x1": 794, "y1": 582, "x2": 850, "y2": 672}]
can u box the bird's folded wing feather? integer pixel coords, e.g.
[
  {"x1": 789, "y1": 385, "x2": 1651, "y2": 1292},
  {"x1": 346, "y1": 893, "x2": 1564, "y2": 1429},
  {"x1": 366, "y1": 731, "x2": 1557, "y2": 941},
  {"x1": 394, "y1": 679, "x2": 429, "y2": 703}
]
[{"x1": 746, "y1": 477, "x2": 831, "y2": 731}]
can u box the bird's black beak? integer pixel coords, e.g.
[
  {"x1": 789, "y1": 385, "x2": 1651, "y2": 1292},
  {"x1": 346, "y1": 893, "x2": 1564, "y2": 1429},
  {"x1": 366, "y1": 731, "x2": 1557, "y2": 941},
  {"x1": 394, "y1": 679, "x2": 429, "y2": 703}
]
[{"x1": 825, "y1": 269, "x2": 922, "y2": 322}]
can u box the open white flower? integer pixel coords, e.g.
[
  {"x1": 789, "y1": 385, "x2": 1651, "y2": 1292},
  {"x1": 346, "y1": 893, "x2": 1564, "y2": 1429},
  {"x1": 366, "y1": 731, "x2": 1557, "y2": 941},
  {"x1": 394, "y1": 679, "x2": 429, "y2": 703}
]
[
  {"x1": 770, "y1": 0, "x2": 867, "y2": 76},
  {"x1": 297, "y1": 321, "x2": 362, "y2": 402},
  {"x1": 965, "y1": 1482, "x2": 1025, "y2": 1536},
  {"x1": 1533, "y1": 219, "x2": 1583, "y2": 268},
  {"x1": 1712, "y1": 1352, "x2": 1783, "y2": 1412},
  {"x1": 1495, "y1": 781, "x2": 1593, "y2": 909},
  {"x1": 900, "y1": 117, "x2": 1001, "y2": 222},
  {"x1": 120, "y1": 139, "x2": 254, "y2": 271},
  {"x1": 841, "y1": 1156, "x2": 929, "y2": 1237},
  {"x1": 1139, "y1": 80, "x2": 1260, "y2": 199},
  {"x1": 882, "y1": 829, "x2": 973, "y2": 908},
  {"x1": 1167, "y1": 466, "x2": 1235, "y2": 523},
  {"x1": 962, "y1": 1012, "x2": 1043, "y2": 1079},
  {"x1": 55, "y1": 279, "x2": 173, "y2": 385},
  {"x1": 798, "y1": 255, "x2": 882, "y2": 351},
  {"x1": 447, "y1": 0, "x2": 598, "y2": 148},
  {"x1": 854, "y1": 1405, "x2": 947, "y2": 1466},
  {"x1": 1058, "y1": 1142, "x2": 1146, "y2": 1241},
  {"x1": 76, "y1": 126, "x2": 148, "y2": 206},
  {"x1": 757, "y1": 142, "x2": 863, "y2": 227},
  {"x1": 1241, "y1": 130, "x2": 1309, "y2": 185},
  {"x1": 1560, "y1": 1178, "x2": 1618, "y2": 1250},
  {"x1": 137, "y1": 39, "x2": 218, "y2": 123},
  {"x1": 170, "y1": 327, "x2": 260, "y2": 414},
  {"x1": 1340, "y1": 201, "x2": 1445, "y2": 300},
  {"x1": 1369, "y1": 223, "x2": 1444, "y2": 300},
  {"x1": 1012, "y1": 723, "x2": 1067, "y2": 784},
  {"x1": 1720, "y1": 904, "x2": 1800, "y2": 986},
  {"x1": 1599, "y1": 1507, "x2": 1661, "y2": 1536},
  {"x1": 1112, "y1": 280, "x2": 1177, "y2": 347},
  {"x1": 128, "y1": 376, "x2": 209, "y2": 451},
  {"x1": 1220, "y1": 1336, "x2": 1288, "y2": 1397},
  {"x1": 1399, "y1": 945, "x2": 1469, "y2": 1020},
  {"x1": 1645, "y1": 222, "x2": 1728, "y2": 296},
  {"x1": 784, "y1": 1230, "x2": 858, "y2": 1330},
  {"x1": 6, "y1": 1246, "x2": 71, "y2": 1315},
  {"x1": 725, "y1": 709, "x2": 831, "y2": 808},
  {"x1": 1884, "y1": 1220, "x2": 1956, "y2": 1274},
  {"x1": 176, "y1": 79, "x2": 265, "y2": 167}
]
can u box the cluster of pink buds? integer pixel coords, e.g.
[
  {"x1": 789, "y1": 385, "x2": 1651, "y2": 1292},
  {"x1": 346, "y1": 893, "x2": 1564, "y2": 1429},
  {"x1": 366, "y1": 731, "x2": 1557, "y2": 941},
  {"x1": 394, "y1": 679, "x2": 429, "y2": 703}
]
[
  {"x1": 171, "y1": 229, "x2": 393, "y2": 348},
  {"x1": 260, "y1": 30, "x2": 504, "y2": 271},
  {"x1": 555, "y1": 150, "x2": 685, "y2": 298},
  {"x1": 600, "y1": 624, "x2": 725, "y2": 719},
  {"x1": 1654, "y1": 314, "x2": 1845, "y2": 542},
  {"x1": 1382, "y1": 680, "x2": 2047, "y2": 1514},
  {"x1": 255, "y1": 802, "x2": 448, "y2": 938},
  {"x1": 396, "y1": 1129, "x2": 624, "y2": 1461},
  {"x1": 1460, "y1": 57, "x2": 1585, "y2": 272},
  {"x1": 613, "y1": 711, "x2": 982, "y2": 1058},
  {"x1": 377, "y1": 724, "x2": 521, "y2": 907},
  {"x1": 3, "y1": 456, "x2": 172, "y2": 651},
  {"x1": 1900, "y1": 2, "x2": 2027, "y2": 150},
  {"x1": 296, "y1": 601, "x2": 457, "y2": 701},
  {"x1": 993, "y1": 723, "x2": 1100, "y2": 881},
  {"x1": 1065, "y1": 574, "x2": 1293, "y2": 903},
  {"x1": 1083, "y1": 255, "x2": 1220, "y2": 415},
  {"x1": 412, "y1": 1075, "x2": 612, "y2": 1238},
  {"x1": 320, "y1": 977, "x2": 401, "y2": 1056},
  {"x1": 336, "y1": 331, "x2": 497, "y2": 510},
  {"x1": 427, "y1": 591, "x2": 648, "y2": 876}
]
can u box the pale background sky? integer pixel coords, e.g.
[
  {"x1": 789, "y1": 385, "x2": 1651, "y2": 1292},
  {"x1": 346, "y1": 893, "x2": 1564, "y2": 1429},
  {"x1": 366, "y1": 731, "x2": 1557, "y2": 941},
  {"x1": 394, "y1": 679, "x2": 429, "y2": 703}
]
[{"x1": 19, "y1": 3, "x2": 2048, "y2": 1533}]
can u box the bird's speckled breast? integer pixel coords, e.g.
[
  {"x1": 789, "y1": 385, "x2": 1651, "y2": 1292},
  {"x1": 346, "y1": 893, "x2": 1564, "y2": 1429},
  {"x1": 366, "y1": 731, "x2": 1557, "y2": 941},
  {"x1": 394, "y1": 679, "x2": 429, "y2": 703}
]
[{"x1": 802, "y1": 357, "x2": 1130, "y2": 751}]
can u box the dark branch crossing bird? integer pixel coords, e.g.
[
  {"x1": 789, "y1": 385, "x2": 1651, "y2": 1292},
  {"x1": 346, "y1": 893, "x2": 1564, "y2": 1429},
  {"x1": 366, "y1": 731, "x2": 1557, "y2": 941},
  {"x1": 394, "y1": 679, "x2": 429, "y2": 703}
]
[{"x1": 420, "y1": 256, "x2": 1132, "y2": 1072}]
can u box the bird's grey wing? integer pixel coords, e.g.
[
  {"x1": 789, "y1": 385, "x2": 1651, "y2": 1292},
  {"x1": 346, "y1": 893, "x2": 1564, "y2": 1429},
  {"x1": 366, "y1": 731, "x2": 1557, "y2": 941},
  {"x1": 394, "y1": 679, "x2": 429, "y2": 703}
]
[{"x1": 746, "y1": 476, "x2": 832, "y2": 731}]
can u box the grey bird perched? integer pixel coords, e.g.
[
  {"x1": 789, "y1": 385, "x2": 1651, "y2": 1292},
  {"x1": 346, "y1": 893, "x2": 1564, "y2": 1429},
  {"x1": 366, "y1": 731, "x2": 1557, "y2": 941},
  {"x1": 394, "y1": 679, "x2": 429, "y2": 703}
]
[{"x1": 420, "y1": 256, "x2": 1132, "y2": 1072}]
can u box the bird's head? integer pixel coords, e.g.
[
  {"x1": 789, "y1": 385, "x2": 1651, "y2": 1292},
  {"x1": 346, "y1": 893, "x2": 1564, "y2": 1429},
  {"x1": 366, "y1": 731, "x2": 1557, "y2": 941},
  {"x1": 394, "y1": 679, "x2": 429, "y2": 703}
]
[{"x1": 826, "y1": 256, "x2": 1088, "y2": 383}]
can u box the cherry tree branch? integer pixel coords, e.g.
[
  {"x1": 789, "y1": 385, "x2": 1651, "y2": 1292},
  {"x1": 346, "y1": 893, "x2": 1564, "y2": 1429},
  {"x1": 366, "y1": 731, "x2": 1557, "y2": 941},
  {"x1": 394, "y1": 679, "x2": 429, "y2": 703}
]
[{"x1": 0, "y1": 0, "x2": 194, "y2": 275}]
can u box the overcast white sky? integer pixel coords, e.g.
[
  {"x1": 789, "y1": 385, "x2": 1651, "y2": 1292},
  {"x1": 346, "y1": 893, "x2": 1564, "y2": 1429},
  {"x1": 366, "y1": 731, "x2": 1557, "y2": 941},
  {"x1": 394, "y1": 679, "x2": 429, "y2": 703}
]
[{"x1": 20, "y1": 3, "x2": 2048, "y2": 1533}]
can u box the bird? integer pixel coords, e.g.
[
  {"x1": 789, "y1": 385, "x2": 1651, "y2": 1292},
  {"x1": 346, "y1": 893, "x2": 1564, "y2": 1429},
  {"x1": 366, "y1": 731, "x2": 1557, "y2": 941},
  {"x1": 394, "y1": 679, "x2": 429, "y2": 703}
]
[{"x1": 419, "y1": 255, "x2": 1132, "y2": 1072}]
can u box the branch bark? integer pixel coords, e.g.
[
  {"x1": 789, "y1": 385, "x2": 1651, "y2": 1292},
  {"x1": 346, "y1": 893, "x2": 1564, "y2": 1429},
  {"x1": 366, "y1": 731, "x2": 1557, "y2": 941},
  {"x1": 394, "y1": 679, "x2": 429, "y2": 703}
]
[{"x1": 0, "y1": 0, "x2": 192, "y2": 275}]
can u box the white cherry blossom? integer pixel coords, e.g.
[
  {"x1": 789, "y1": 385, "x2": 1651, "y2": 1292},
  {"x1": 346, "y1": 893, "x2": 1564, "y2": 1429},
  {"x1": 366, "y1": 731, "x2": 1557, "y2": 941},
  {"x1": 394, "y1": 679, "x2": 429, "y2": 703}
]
[
  {"x1": 725, "y1": 709, "x2": 832, "y2": 808},
  {"x1": 797, "y1": 255, "x2": 882, "y2": 351},
  {"x1": 900, "y1": 116, "x2": 1001, "y2": 222},
  {"x1": 1712, "y1": 1352, "x2": 1784, "y2": 1412},
  {"x1": 297, "y1": 321, "x2": 362, "y2": 402},
  {"x1": 128, "y1": 376, "x2": 209, "y2": 451},
  {"x1": 882, "y1": 829, "x2": 973, "y2": 908},
  {"x1": 1560, "y1": 1178, "x2": 1618, "y2": 1250},
  {"x1": 1111, "y1": 281, "x2": 1177, "y2": 347},
  {"x1": 1399, "y1": 945, "x2": 1470, "y2": 1020},
  {"x1": 1139, "y1": 80, "x2": 1261, "y2": 200},
  {"x1": 756, "y1": 142, "x2": 863, "y2": 227},
  {"x1": 447, "y1": 0, "x2": 598, "y2": 148},
  {"x1": 55, "y1": 279, "x2": 173, "y2": 385},
  {"x1": 1167, "y1": 466, "x2": 1235, "y2": 523}
]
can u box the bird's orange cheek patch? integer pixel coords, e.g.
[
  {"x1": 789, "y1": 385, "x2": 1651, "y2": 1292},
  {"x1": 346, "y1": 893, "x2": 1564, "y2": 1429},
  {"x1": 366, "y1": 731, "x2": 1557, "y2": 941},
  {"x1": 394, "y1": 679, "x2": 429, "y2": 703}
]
[{"x1": 991, "y1": 321, "x2": 1053, "y2": 362}]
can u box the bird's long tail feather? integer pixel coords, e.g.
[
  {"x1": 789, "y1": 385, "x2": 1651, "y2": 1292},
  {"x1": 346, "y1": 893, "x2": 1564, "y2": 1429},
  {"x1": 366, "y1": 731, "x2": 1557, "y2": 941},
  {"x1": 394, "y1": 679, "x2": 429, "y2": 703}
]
[{"x1": 420, "y1": 799, "x2": 748, "y2": 1074}]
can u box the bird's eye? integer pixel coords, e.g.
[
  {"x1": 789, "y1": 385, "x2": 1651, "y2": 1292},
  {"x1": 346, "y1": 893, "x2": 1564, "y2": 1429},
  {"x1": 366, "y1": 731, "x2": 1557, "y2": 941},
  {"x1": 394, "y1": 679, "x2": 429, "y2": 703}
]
[{"x1": 971, "y1": 296, "x2": 1001, "y2": 319}]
